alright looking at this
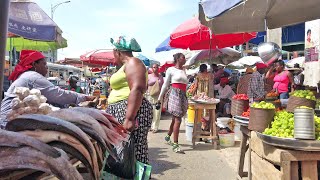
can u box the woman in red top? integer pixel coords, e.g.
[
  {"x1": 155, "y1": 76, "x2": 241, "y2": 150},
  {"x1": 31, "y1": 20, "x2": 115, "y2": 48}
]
[{"x1": 266, "y1": 60, "x2": 294, "y2": 99}]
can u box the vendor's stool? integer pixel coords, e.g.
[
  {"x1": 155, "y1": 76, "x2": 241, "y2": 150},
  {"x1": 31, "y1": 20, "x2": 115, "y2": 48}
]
[{"x1": 189, "y1": 101, "x2": 218, "y2": 149}]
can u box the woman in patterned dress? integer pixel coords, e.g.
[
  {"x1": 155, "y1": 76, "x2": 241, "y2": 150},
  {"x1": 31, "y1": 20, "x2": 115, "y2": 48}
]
[
  {"x1": 106, "y1": 36, "x2": 152, "y2": 164},
  {"x1": 158, "y1": 53, "x2": 188, "y2": 153}
]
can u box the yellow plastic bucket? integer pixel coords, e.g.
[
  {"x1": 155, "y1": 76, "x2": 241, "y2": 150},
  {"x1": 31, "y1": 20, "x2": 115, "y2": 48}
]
[{"x1": 187, "y1": 105, "x2": 203, "y2": 124}]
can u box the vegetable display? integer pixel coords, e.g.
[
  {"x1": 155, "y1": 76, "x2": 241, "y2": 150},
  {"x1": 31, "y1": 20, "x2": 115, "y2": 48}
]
[
  {"x1": 232, "y1": 94, "x2": 249, "y2": 100},
  {"x1": 290, "y1": 90, "x2": 316, "y2": 101},
  {"x1": 251, "y1": 101, "x2": 275, "y2": 109}
]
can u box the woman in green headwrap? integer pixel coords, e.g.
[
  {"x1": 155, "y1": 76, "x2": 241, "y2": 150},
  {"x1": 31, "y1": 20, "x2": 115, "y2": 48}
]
[{"x1": 106, "y1": 36, "x2": 152, "y2": 164}]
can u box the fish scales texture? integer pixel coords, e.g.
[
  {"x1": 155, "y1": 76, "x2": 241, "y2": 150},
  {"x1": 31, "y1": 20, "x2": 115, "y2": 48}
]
[
  {"x1": 6, "y1": 114, "x2": 99, "y2": 179},
  {"x1": 21, "y1": 130, "x2": 97, "y2": 180},
  {"x1": 49, "y1": 141, "x2": 94, "y2": 180},
  {"x1": 0, "y1": 129, "x2": 60, "y2": 158},
  {"x1": 48, "y1": 109, "x2": 107, "y2": 141},
  {"x1": 76, "y1": 124, "x2": 108, "y2": 156},
  {"x1": 0, "y1": 146, "x2": 83, "y2": 180}
]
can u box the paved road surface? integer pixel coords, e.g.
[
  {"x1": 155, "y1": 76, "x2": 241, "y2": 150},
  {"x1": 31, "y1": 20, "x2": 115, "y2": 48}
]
[{"x1": 148, "y1": 113, "x2": 245, "y2": 180}]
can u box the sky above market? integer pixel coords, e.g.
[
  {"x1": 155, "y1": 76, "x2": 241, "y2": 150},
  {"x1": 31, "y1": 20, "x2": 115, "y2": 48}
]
[{"x1": 35, "y1": 0, "x2": 198, "y2": 60}]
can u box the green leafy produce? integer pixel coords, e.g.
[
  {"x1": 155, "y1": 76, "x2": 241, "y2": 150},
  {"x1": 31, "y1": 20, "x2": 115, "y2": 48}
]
[
  {"x1": 251, "y1": 101, "x2": 275, "y2": 109},
  {"x1": 290, "y1": 90, "x2": 316, "y2": 101},
  {"x1": 264, "y1": 110, "x2": 320, "y2": 140}
]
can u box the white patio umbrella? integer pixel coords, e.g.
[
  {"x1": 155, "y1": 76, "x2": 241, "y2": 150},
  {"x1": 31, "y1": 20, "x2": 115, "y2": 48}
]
[
  {"x1": 199, "y1": 0, "x2": 320, "y2": 34},
  {"x1": 286, "y1": 57, "x2": 305, "y2": 68},
  {"x1": 151, "y1": 49, "x2": 194, "y2": 65},
  {"x1": 185, "y1": 48, "x2": 241, "y2": 66},
  {"x1": 230, "y1": 56, "x2": 263, "y2": 66}
]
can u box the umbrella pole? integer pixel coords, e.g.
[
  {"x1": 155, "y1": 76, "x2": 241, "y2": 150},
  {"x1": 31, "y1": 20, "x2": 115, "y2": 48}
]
[{"x1": 0, "y1": 0, "x2": 10, "y2": 105}]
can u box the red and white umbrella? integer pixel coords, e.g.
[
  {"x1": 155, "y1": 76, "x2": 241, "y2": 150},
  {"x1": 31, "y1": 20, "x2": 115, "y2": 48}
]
[
  {"x1": 80, "y1": 49, "x2": 114, "y2": 66},
  {"x1": 169, "y1": 18, "x2": 257, "y2": 50}
]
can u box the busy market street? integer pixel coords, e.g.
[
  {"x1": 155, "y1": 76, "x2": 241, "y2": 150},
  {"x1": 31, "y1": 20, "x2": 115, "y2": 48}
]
[{"x1": 1, "y1": 0, "x2": 320, "y2": 180}]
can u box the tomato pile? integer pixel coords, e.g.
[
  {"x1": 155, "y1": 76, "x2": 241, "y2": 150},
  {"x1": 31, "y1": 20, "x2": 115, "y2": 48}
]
[
  {"x1": 232, "y1": 94, "x2": 249, "y2": 100},
  {"x1": 241, "y1": 108, "x2": 250, "y2": 117},
  {"x1": 266, "y1": 92, "x2": 278, "y2": 97}
]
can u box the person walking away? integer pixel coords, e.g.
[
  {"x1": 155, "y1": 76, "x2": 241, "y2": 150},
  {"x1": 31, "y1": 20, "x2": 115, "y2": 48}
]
[
  {"x1": 248, "y1": 63, "x2": 268, "y2": 103},
  {"x1": 237, "y1": 67, "x2": 253, "y2": 94},
  {"x1": 214, "y1": 77, "x2": 235, "y2": 117},
  {"x1": 106, "y1": 36, "x2": 152, "y2": 164},
  {"x1": 158, "y1": 53, "x2": 188, "y2": 153},
  {"x1": 266, "y1": 60, "x2": 294, "y2": 99},
  {"x1": 68, "y1": 76, "x2": 83, "y2": 93},
  {"x1": 147, "y1": 64, "x2": 164, "y2": 133}
]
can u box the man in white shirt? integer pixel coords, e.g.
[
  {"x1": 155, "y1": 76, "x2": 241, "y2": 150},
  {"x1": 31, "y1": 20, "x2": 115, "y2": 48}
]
[{"x1": 214, "y1": 77, "x2": 235, "y2": 117}]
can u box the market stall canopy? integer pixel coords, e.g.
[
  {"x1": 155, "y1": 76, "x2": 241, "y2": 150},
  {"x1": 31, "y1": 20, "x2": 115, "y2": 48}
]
[
  {"x1": 80, "y1": 49, "x2": 114, "y2": 66},
  {"x1": 286, "y1": 57, "x2": 305, "y2": 68},
  {"x1": 6, "y1": 36, "x2": 67, "y2": 51},
  {"x1": 186, "y1": 48, "x2": 241, "y2": 66},
  {"x1": 8, "y1": 1, "x2": 64, "y2": 43},
  {"x1": 199, "y1": 0, "x2": 320, "y2": 34},
  {"x1": 230, "y1": 56, "x2": 263, "y2": 66},
  {"x1": 134, "y1": 53, "x2": 160, "y2": 66},
  {"x1": 58, "y1": 58, "x2": 103, "y2": 68},
  {"x1": 155, "y1": 37, "x2": 175, "y2": 52},
  {"x1": 151, "y1": 49, "x2": 194, "y2": 65},
  {"x1": 169, "y1": 18, "x2": 256, "y2": 50}
]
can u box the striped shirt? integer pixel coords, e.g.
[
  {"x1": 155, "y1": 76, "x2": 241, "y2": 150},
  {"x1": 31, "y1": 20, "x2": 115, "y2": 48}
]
[{"x1": 247, "y1": 71, "x2": 265, "y2": 99}]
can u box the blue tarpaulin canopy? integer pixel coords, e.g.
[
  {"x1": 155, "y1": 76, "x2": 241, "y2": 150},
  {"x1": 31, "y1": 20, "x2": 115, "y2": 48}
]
[
  {"x1": 155, "y1": 37, "x2": 175, "y2": 53},
  {"x1": 135, "y1": 53, "x2": 159, "y2": 67},
  {"x1": 8, "y1": 1, "x2": 63, "y2": 42}
]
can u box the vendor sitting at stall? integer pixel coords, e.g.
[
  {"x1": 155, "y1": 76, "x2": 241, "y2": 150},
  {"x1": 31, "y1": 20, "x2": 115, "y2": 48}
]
[
  {"x1": 68, "y1": 76, "x2": 83, "y2": 93},
  {"x1": 0, "y1": 50, "x2": 95, "y2": 128},
  {"x1": 214, "y1": 77, "x2": 235, "y2": 117}
]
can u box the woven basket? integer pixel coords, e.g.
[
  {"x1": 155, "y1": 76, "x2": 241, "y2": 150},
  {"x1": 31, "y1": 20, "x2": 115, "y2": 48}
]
[
  {"x1": 286, "y1": 96, "x2": 316, "y2": 112},
  {"x1": 248, "y1": 107, "x2": 275, "y2": 132},
  {"x1": 231, "y1": 99, "x2": 249, "y2": 116}
]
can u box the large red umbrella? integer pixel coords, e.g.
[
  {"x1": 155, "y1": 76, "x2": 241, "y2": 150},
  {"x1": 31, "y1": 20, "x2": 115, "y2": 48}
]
[
  {"x1": 80, "y1": 49, "x2": 115, "y2": 66},
  {"x1": 159, "y1": 61, "x2": 175, "y2": 73},
  {"x1": 169, "y1": 18, "x2": 257, "y2": 50}
]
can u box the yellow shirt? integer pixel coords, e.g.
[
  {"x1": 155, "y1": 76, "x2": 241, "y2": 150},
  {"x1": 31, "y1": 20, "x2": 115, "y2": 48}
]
[
  {"x1": 108, "y1": 65, "x2": 130, "y2": 104},
  {"x1": 108, "y1": 64, "x2": 148, "y2": 104}
]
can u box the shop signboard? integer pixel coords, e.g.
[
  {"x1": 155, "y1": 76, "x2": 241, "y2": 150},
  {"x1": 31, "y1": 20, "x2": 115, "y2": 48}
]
[{"x1": 304, "y1": 20, "x2": 320, "y2": 87}]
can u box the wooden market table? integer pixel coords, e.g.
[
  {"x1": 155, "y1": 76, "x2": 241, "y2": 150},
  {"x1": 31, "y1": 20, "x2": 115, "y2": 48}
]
[
  {"x1": 250, "y1": 131, "x2": 320, "y2": 180},
  {"x1": 188, "y1": 101, "x2": 219, "y2": 149}
]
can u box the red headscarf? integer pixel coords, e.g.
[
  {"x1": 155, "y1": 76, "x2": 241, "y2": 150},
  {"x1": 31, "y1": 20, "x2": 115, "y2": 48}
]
[
  {"x1": 256, "y1": 62, "x2": 268, "y2": 69},
  {"x1": 9, "y1": 50, "x2": 45, "y2": 81},
  {"x1": 220, "y1": 77, "x2": 229, "y2": 84}
]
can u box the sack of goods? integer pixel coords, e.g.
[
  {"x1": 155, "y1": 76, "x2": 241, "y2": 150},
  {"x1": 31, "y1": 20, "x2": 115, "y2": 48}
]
[{"x1": 7, "y1": 87, "x2": 52, "y2": 120}]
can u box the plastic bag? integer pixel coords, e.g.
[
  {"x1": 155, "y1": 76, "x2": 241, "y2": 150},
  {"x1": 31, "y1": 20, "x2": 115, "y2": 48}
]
[
  {"x1": 135, "y1": 161, "x2": 152, "y2": 180},
  {"x1": 104, "y1": 134, "x2": 136, "y2": 179}
]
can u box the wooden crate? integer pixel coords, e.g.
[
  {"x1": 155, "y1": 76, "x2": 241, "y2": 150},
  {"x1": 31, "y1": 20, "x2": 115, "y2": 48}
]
[{"x1": 250, "y1": 132, "x2": 320, "y2": 180}]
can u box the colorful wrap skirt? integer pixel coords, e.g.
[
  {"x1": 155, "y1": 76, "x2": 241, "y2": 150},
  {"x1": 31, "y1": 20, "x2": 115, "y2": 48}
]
[
  {"x1": 167, "y1": 87, "x2": 188, "y2": 118},
  {"x1": 106, "y1": 98, "x2": 153, "y2": 164}
]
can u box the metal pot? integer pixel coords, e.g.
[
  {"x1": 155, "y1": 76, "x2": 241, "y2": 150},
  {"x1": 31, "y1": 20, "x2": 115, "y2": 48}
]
[{"x1": 258, "y1": 42, "x2": 281, "y2": 64}]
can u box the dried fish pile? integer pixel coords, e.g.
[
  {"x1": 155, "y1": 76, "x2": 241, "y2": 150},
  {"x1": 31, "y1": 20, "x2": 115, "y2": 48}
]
[{"x1": 1, "y1": 107, "x2": 128, "y2": 180}]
